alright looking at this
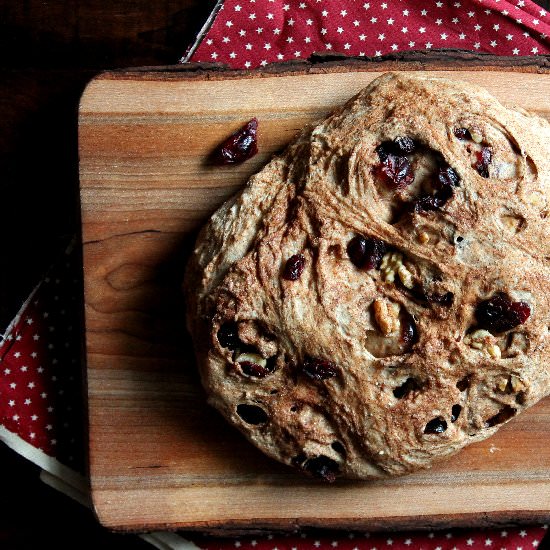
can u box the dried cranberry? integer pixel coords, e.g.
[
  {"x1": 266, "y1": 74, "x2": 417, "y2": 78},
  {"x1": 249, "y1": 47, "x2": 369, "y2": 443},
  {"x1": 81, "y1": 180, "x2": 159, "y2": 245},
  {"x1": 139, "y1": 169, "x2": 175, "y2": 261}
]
[
  {"x1": 239, "y1": 361, "x2": 271, "y2": 378},
  {"x1": 217, "y1": 322, "x2": 241, "y2": 351},
  {"x1": 451, "y1": 404, "x2": 462, "y2": 422},
  {"x1": 375, "y1": 142, "x2": 392, "y2": 163},
  {"x1": 379, "y1": 154, "x2": 415, "y2": 189},
  {"x1": 454, "y1": 127, "x2": 471, "y2": 140},
  {"x1": 283, "y1": 254, "x2": 306, "y2": 281},
  {"x1": 302, "y1": 356, "x2": 339, "y2": 381},
  {"x1": 485, "y1": 405, "x2": 516, "y2": 427},
  {"x1": 413, "y1": 192, "x2": 449, "y2": 213},
  {"x1": 400, "y1": 313, "x2": 419, "y2": 347},
  {"x1": 214, "y1": 118, "x2": 258, "y2": 165},
  {"x1": 475, "y1": 293, "x2": 531, "y2": 333},
  {"x1": 347, "y1": 235, "x2": 387, "y2": 270},
  {"x1": 303, "y1": 455, "x2": 339, "y2": 482},
  {"x1": 413, "y1": 164, "x2": 459, "y2": 213},
  {"x1": 394, "y1": 136, "x2": 416, "y2": 154},
  {"x1": 475, "y1": 146, "x2": 492, "y2": 178},
  {"x1": 236, "y1": 404, "x2": 269, "y2": 425},
  {"x1": 456, "y1": 375, "x2": 471, "y2": 391},
  {"x1": 424, "y1": 417, "x2": 447, "y2": 434},
  {"x1": 438, "y1": 165, "x2": 460, "y2": 189}
]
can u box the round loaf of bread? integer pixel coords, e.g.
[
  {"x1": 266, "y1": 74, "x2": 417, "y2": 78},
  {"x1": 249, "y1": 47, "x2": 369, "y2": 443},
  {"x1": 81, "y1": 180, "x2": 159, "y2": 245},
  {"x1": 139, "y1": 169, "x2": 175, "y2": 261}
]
[{"x1": 185, "y1": 72, "x2": 550, "y2": 481}]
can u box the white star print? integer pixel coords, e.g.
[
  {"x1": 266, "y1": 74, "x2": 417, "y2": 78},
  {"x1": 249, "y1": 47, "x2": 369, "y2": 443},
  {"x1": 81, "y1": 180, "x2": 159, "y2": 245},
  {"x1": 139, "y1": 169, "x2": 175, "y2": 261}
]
[
  {"x1": 441, "y1": 33, "x2": 448, "y2": 40},
  {"x1": 238, "y1": 30, "x2": 246, "y2": 36},
  {"x1": 229, "y1": 52, "x2": 236, "y2": 58},
  {"x1": 31, "y1": 415, "x2": 38, "y2": 421},
  {"x1": 387, "y1": 18, "x2": 394, "y2": 25},
  {"x1": 436, "y1": 1, "x2": 443, "y2": 7},
  {"x1": 263, "y1": 43, "x2": 271, "y2": 50},
  {"x1": 337, "y1": 27, "x2": 344, "y2": 34},
  {"x1": 364, "y1": 3, "x2": 370, "y2": 9},
  {"x1": 381, "y1": 3, "x2": 388, "y2": 10},
  {"x1": 421, "y1": 9, "x2": 428, "y2": 16},
  {"x1": 531, "y1": 47, "x2": 539, "y2": 54},
  {"x1": 387, "y1": 539, "x2": 393, "y2": 546},
  {"x1": 533, "y1": 19, "x2": 540, "y2": 26},
  {"x1": 273, "y1": 28, "x2": 280, "y2": 35},
  {"x1": 419, "y1": 27, "x2": 426, "y2": 33},
  {"x1": 485, "y1": 539, "x2": 493, "y2": 546},
  {"x1": 322, "y1": 10, "x2": 328, "y2": 16},
  {"x1": 340, "y1": 10, "x2": 347, "y2": 16},
  {"x1": 344, "y1": 43, "x2": 351, "y2": 50},
  {"x1": 404, "y1": 540, "x2": 412, "y2": 546},
  {"x1": 29, "y1": 433, "x2": 35, "y2": 439},
  {"x1": 353, "y1": 20, "x2": 359, "y2": 26},
  {"x1": 452, "y1": 18, "x2": 459, "y2": 23},
  {"x1": 10, "y1": 383, "x2": 16, "y2": 389},
  {"x1": 256, "y1": 27, "x2": 263, "y2": 33},
  {"x1": 371, "y1": 17, "x2": 378, "y2": 23},
  {"x1": 375, "y1": 50, "x2": 382, "y2": 56},
  {"x1": 474, "y1": 24, "x2": 482, "y2": 31},
  {"x1": 401, "y1": 27, "x2": 408, "y2": 33},
  {"x1": 20, "y1": 366, "x2": 28, "y2": 372},
  {"x1": 8, "y1": 400, "x2": 15, "y2": 407},
  {"x1": 490, "y1": 40, "x2": 497, "y2": 47},
  {"x1": 474, "y1": 42, "x2": 481, "y2": 49},
  {"x1": 468, "y1": 11, "x2": 475, "y2": 17},
  {"x1": 304, "y1": 37, "x2": 311, "y2": 43},
  {"x1": 494, "y1": 24, "x2": 500, "y2": 31},
  {"x1": 359, "y1": 34, "x2": 366, "y2": 41},
  {"x1": 506, "y1": 34, "x2": 513, "y2": 40},
  {"x1": 234, "y1": 5, "x2": 241, "y2": 11},
  {"x1": 24, "y1": 398, "x2": 31, "y2": 405},
  {"x1": 459, "y1": 33, "x2": 466, "y2": 39},
  {"x1": 14, "y1": 352, "x2": 21, "y2": 358},
  {"x1": 391, "y1": 43, "x2": 398, "y2": 50},
  {"x1": 287, "y1": 18, "x2": 294, "y2": 25},
  {"x1": 325, "y1": 43, "x2": 332, "y2": 49},
  {"x1": 426, "y1": 42, "x2": 433, "y2": 48},
  {"x1": 467, "y1": 539, "x2": 474, "y2": 546},
  {"x1": 436, "y1": 18, "x2": 443, "y2": 25},
  {"x1": 378, "y1": 33, "x2": 385, "y2": 40},
  {"x1": 408, "y1": 41, "x2": 415, "y2": 47},
  {"x1": 13, "y1": 415, "x2": 19, "y2": 421},
  {"x1": 225, "y1": 20, "x2": 233, "y2": 27},
  {"x1": 331, "y1": 542, "x2": 338, "y2": 547}
]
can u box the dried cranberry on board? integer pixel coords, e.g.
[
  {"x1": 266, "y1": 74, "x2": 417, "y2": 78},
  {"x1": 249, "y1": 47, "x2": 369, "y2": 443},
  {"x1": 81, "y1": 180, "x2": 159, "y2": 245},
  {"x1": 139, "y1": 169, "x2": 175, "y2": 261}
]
[
  {"x1": 214, "y1": 118, "x2": 258, "y2": 164},
  {"x1": 283, "y1": 254, "x2": 306, "y2": 281},
  {"x1": 475, "y1": 293, "x2": 531, "y2": 333},
  {"x1": 347, "y1": 235, "x2": 387, "y2": 270}
]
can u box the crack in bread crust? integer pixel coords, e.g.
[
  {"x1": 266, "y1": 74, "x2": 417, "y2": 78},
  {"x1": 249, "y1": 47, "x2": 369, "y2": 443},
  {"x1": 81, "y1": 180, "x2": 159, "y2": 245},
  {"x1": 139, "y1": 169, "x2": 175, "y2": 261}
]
[{"x1": 185, "y1": 72, "x2": 550, "y2": 481}]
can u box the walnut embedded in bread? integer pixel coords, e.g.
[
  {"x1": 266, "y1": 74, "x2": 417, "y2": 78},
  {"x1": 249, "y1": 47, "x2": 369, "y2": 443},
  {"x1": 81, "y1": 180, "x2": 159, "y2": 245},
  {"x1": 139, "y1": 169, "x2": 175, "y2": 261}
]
[{"x1": 184, "y1": 72, "x2": 550, "y2": 481}]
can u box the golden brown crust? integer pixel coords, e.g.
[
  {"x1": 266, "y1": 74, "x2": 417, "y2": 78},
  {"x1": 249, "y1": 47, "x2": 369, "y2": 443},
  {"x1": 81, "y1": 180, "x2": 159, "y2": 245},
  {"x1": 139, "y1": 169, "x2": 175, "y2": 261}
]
[{"x1": 184, "y1": 72, "x2": 550, "y2": 480}]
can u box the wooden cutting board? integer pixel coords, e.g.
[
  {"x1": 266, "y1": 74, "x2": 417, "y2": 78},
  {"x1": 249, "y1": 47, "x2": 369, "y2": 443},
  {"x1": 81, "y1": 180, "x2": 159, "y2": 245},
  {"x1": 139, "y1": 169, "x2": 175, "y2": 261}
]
[{"x1": 79, "y1": 54, "x2": 550, "y2": 533}]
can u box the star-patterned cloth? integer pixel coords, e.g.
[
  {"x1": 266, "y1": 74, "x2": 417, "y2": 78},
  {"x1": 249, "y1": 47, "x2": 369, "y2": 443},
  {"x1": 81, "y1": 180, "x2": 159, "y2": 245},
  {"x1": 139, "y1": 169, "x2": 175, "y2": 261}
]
[
  {"x1": 190, "y1": 525, "x2": 549, "y2": 550},
  {"x1": 186, "y1": 0, "x2": 550, "y2": 68}
]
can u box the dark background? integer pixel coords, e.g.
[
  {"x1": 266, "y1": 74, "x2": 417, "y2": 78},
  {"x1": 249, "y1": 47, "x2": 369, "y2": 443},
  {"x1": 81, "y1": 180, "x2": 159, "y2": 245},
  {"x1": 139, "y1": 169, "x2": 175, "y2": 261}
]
[{"x1": 0, "y1": 1, "x2": 549, "y2": 548}]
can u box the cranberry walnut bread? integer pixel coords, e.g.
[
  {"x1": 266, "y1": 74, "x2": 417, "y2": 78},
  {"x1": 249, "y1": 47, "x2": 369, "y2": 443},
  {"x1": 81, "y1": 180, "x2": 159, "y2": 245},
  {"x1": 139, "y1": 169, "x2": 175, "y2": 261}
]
[{"x1": 184, "y1": 72, "x2": 550, "y2": 481}]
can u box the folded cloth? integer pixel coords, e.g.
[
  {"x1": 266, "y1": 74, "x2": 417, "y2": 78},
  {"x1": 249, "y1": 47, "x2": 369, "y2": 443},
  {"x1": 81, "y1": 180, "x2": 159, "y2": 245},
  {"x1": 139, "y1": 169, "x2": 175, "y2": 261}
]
[{"x1": 186, "y1": 0, "x2": 550, "y2": 68}]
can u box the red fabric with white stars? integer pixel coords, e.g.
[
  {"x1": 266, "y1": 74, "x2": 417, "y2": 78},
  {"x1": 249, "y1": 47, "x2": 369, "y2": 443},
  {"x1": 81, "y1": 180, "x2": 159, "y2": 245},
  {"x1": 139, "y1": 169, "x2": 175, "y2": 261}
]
[
  {"x1": 0, "y1": 246, "x2": 85, "y2": 471},
  {"x1": 189, "y1": 0, "x2": 550, "y2": 68},
  {"x1": 190, "y1": 526, "x2": 550, "y2": 550}
]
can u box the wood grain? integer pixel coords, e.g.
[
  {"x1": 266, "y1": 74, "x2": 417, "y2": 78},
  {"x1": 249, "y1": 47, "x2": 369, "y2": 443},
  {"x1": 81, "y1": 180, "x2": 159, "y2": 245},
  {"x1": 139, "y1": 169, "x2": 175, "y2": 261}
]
[{"x1": 79, "y1": 60, "x2": 550, "y2": 533}]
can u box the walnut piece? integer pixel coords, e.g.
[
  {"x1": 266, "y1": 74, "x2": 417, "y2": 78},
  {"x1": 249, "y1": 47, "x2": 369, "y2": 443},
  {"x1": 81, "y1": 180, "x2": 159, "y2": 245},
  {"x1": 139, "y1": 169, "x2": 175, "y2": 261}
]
[{"x1": 373, "y1": 298, "x2": 401, "y2": 337}]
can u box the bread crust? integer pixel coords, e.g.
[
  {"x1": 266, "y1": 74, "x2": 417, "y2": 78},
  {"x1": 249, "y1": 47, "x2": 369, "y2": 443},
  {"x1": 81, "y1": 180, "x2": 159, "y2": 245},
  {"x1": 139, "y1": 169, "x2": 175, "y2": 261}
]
[{"x1": 185, "y1": 72, "x2": 550, "y2": 480}]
